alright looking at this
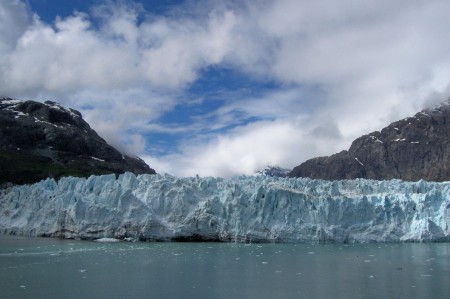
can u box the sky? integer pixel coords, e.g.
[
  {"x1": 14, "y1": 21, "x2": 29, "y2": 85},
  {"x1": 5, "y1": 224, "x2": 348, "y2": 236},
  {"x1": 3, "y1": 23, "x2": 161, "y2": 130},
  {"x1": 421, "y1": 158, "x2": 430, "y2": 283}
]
[{"x1": 1, "y1": 0, "x2": 450, "y2": 177}]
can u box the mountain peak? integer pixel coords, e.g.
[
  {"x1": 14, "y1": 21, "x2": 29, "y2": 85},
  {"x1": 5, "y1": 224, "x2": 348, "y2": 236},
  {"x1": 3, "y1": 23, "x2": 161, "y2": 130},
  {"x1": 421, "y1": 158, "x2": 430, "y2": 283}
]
[
  {"x1": 289, "y1": 99, "x2": 450, "y2": 181},
  {"x1": 0, "y1": 97, "x2": 156, "y2": 185}
]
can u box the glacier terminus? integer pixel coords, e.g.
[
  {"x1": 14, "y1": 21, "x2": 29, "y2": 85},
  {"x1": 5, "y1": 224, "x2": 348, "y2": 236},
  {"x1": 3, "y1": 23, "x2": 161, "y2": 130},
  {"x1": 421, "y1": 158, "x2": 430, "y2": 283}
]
[{"x1": 0, "y1": 173, "x2": 449, "y2": 243}]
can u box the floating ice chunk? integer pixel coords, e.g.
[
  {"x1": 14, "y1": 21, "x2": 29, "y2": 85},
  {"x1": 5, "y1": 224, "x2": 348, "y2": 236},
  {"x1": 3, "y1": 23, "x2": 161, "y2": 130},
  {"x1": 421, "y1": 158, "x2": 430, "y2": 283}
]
[{"x1": 94, "y1": 238, "x2": 121, "y2": 243}]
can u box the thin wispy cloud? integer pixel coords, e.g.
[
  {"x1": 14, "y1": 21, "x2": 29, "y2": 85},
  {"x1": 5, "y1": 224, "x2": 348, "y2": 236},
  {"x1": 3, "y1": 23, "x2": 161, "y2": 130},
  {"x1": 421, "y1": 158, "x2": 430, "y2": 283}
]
[{"x1": 1, "y1": 0, "x2": 450, "y2": 176}]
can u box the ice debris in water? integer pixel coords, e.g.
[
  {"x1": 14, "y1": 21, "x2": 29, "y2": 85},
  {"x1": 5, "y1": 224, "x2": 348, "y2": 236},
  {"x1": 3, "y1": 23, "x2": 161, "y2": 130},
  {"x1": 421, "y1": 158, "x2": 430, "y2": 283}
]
[
  {"x1": 94, "y1": 238, "x2": 121, "y2": 243},
  {"x1": 0, "y1": 172, "x2": 449, "y2": 243}
]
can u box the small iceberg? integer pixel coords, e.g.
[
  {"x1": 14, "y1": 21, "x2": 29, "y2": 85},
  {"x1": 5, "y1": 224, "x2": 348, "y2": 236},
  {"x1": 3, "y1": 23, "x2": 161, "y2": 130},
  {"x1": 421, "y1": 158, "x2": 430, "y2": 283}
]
[{"x1": 94, "y1": 238, "x2": 121, "y2": 243}]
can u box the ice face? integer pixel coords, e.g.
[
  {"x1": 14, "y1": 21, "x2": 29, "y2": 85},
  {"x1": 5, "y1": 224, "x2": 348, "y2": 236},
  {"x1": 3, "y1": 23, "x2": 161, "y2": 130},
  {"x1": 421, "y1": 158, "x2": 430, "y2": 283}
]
[{"x1": 0, "y1": 173, "x2": 449, "y2": 243}]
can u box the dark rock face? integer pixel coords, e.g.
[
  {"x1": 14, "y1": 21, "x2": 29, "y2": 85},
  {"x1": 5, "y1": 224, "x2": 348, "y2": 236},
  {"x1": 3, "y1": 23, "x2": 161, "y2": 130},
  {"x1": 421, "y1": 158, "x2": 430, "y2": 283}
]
[
  {"x1": 289, "y1": 100, "x2": 450, "y2": 182},
  {"x1": 0, "y1": 98, "x2": 156, "y2": 185}
]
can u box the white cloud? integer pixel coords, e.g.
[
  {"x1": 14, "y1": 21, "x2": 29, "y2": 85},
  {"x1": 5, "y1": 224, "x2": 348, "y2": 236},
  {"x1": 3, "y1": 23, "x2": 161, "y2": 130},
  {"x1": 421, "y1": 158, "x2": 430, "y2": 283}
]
[
  {"x1": 145, "y1": 118, "x2": 347, "y2": 177},
  {"x1": 147, "y1": 0, "x2": 450, "y2": 177},
  {"x1": 1, "y1": 0, "x2": 450, "y2": 177},
  {"x1": 0, "y1": 0, "x2": 30, "y2": 83},
  {"x1": 0, "y1": 2, "x2": 239, "y2": 94},
  {"x1": 252, "y1": 0, "x2": 450, "y2": 147},
  {"x1": 4, "y1": 13, "x2": 137, "y2": 93},
  {"x1": 0, "y1": 0, "x2": 29, "y2": 48},
  {"x1": 0, "y1": 0, "x2": 238, "y2": 157},
  {"x1": 139, "y1": 9, "x2": 237, "y2": 87},
  {"x1": 66, "y1": 88, "x2": 178, "y2": 156}
]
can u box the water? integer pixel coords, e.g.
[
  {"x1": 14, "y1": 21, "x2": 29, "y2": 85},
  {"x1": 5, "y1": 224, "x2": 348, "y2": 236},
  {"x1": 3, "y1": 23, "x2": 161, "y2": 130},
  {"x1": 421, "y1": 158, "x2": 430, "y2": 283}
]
[{"x1": 0, "y1": 236, "x2": 449, "y2": 299}]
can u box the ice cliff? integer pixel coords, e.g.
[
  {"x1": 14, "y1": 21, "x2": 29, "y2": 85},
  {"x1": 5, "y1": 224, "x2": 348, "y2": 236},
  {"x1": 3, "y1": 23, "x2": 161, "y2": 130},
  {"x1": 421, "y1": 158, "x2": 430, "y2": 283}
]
[{"x1": 1, "y1": 173, "x2": 449, "y2": 243}]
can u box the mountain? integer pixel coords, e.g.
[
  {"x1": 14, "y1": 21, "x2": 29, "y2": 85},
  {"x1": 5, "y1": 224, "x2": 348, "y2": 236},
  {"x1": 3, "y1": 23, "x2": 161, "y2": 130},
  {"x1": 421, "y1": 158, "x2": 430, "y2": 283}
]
[
  {"x1": 1, "y1": 173, "x2": 448, "y2": 242},
  {"x1": 0, "y1": 97, "x2": 155, "y2": 185},
  {"x1": 289, "y1": 100, "x2": 450, "y2": 181},
  {"x1": 255, "y1": 165, "x2": 290, "y2": 177}
]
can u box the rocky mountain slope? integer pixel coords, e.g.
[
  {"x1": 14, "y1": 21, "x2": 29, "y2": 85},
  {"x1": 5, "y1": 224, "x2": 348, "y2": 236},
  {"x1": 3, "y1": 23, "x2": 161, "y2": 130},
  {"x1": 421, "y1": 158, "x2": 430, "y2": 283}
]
[
  {"x1": 0, "y1": 97, "x2": 155, "y2": 185},
  {"x1": 289, "y1": 100, "x2": 450, "y2": 181}
]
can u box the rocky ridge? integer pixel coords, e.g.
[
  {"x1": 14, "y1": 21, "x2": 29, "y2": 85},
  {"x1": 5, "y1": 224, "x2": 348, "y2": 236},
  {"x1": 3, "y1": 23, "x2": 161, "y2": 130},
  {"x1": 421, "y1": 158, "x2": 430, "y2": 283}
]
[
  {"x1": 289, "y1": 100, "x2": 450, "y2": 181},
  {"x1": 0, "y1": 97, "x2": 155, "y2": 185}
]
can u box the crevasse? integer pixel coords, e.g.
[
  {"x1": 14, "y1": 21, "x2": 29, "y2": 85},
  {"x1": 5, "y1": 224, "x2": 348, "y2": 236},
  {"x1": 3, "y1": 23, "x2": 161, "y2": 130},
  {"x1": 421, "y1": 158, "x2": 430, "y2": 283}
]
[{"x1": 0, "y1": 172, "x2": 449, "y2": 243}]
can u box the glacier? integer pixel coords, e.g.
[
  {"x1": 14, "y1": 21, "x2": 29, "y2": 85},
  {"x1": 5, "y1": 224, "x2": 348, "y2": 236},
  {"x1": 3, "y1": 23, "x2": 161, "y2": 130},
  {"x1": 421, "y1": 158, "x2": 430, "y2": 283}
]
[{"x1": 0, "y1": 172, "x2": 449, "y2": 243}]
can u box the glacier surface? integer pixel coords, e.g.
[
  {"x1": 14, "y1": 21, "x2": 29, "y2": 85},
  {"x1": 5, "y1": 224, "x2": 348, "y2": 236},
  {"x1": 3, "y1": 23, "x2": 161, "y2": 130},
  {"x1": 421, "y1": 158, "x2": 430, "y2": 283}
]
[{"x1": 0, "y1": 173, "x2": 449, "y2": 243}]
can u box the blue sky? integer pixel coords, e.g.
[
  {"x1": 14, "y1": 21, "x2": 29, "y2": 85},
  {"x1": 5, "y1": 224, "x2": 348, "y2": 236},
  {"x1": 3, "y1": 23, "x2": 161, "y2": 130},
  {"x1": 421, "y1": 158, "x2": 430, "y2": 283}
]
[{"x1": 1, "y1": 0, "x2": 450, "y2": 176}]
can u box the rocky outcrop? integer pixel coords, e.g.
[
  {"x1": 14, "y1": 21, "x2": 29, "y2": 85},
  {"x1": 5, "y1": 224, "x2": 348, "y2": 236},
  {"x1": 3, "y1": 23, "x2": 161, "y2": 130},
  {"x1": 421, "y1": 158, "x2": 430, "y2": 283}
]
[
  {"x1": 289, "y1": 100, "x2": 450, "y2": 181},
  {"x1": 0, "y1": 97, "x2": 155, "y2": 185}
]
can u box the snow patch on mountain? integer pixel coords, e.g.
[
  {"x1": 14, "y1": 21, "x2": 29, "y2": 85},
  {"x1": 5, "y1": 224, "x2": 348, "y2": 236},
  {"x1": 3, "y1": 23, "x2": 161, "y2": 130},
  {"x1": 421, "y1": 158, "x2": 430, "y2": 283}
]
[{"x1": 256, "y1": 166, "x2": 290, "y2": 177}]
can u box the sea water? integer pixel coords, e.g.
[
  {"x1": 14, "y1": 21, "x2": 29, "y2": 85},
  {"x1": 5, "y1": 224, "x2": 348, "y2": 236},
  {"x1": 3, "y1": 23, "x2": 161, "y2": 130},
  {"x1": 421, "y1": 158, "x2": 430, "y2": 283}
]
[{"x1": 0, "y1": 236, "x2": 449, "y2": 299}]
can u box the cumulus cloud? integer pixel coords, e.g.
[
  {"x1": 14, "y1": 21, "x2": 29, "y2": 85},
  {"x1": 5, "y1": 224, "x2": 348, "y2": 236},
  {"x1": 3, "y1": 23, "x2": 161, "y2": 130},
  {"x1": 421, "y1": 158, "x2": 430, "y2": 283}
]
[
  {"x1": 147, "y1": 0, "x2": 450, "y2": 176},
  {"x1": 1, "y1": 0, "x2": 450, "y2": 176},
  {"x1": 0, "y1": 0, "x2": 238, "y2": 159},
  {"x1": 69, "y1": 88, "x2": 178, "y2": 156},
  {"x1": 0, "y1": 0, "x2": 30, "y2": 51},
  {"x1": 0, "y1": 0, "x2": 30, "y2": 78},
  {"x1": 146, "y1": 118, "x2": 347, "y2": 177},
  {"x1": 1, "y1": 1, "x2": 238, "y2": 93},
  {"x1": 139, "y1": 9, "x2": 237, "y2": 87}
]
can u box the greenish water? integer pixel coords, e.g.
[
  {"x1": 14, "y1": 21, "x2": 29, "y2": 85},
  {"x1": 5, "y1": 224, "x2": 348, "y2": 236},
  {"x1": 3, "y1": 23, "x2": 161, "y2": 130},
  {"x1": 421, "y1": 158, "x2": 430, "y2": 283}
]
[{"x1": 0, "y1": 236, "x2": 449, "y2": 299}]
